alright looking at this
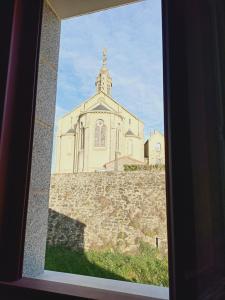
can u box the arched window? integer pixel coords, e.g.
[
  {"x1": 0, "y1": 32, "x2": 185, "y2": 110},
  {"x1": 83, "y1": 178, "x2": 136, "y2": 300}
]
[
  {"x1": 80, "y1": 122, "x2": 85, "y2": 149},
  {"x1": 155, "y1": 142, "x2": 161, "y2": 152},
  {"x1": 116, "y1": 128, "x2": 120, "y2": 151},
  {"x1": 127, "y1": 139, "x2": 133, "y2": 156},
  {"x1": 95, "y1": 119, "x2": 106, "y2": 147}
]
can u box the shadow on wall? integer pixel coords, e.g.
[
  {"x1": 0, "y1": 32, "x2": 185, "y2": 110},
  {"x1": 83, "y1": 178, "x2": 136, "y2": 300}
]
[
  {"x1": 47, "y1": 208, "x2": 85, "y2": 251},
  {"x1": 46, "y1": 209, "x2": 126, "y2": 281}
]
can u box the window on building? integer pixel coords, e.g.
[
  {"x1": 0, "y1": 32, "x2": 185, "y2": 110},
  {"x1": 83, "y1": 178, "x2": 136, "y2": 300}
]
[
  {"x1": 155, "y1": 142, "x2": 161, "y2": 152},
  {"x1": 127, "y1": 139, "x2": 133, "y2": 156},
  {"x1": 95, "y1": 119, "x2": 106, "y2": 147},
  {"x1": 81, "y1": 123, "x2": 85, "y2": 149}
]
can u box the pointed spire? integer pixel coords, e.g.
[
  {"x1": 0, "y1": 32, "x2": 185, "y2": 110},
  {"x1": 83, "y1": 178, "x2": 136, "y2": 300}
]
[{"x1": 95, "y1": 48, "x2": 112, "y2": 96}]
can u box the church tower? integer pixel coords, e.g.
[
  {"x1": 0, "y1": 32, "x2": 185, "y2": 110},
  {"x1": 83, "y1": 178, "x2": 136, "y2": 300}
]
[{"x1": 95, "y1": 49, "x2": 112, "y2": 96}]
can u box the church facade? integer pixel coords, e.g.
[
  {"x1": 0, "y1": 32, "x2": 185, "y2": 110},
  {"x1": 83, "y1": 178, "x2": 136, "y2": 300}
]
[{"x1": 55, "y1": 50, "x2": 144, "y2": 173}]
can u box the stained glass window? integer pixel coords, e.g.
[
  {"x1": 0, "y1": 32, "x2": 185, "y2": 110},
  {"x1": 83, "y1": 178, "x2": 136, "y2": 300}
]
[{"x1": 95, "y1": 119, "x2": 106, "y2": 147}]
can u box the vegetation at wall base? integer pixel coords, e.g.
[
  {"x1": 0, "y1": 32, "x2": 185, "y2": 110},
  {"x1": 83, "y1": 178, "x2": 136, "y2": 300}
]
[
  {"x1": 123, "y1": 164, "x2": 165, "y2": 171},
  {"x1": 45, "y1": 242, "x2": 168, "y2": 287}
]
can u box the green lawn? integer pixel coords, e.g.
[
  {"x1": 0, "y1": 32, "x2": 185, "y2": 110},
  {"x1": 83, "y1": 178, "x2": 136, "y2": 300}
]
[{"x1": 45, "y1": 242, "x2": 168, "y2": 287}]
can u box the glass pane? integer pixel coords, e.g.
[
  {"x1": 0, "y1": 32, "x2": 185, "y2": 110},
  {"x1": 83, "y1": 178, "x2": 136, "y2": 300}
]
[{"x1": 45, "y1": 0, "x2": 168, "y2": 288}]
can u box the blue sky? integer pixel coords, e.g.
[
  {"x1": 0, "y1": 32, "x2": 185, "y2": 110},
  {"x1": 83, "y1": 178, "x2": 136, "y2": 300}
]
[{"x1": 55, "y1": 0, "x2": 164, "y2": 138}]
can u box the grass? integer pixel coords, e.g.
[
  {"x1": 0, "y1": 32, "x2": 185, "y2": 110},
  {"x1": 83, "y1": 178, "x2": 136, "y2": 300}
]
[{"x1": 45, "y1": 242, "x2": 168, "y2": 287}]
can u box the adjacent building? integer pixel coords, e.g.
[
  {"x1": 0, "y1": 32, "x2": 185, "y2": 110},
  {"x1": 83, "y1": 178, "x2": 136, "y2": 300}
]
[{"x1": 144, "y1": 130, "x2": 165, "y2": 165}]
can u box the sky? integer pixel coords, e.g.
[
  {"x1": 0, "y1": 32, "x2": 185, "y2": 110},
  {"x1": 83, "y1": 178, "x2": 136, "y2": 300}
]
[{"x1": 55, "y1": 0, "x2": 164, "y2": 138}]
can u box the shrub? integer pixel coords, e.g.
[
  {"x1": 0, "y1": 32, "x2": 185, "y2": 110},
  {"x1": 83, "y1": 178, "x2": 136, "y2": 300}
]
[{"x1": 123, "y1": 164, "x2": 165, "y2": 172}]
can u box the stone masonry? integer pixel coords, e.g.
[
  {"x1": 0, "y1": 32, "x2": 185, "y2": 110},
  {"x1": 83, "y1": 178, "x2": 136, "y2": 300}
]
[{"x1": 48, "y1": 171, "x2": 167, "y2": 253}]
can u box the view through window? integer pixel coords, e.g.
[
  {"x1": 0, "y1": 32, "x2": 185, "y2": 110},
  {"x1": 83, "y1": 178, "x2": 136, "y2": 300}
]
[{"x1": 45, "y1": 0, "x2": 168, "y2": 287}]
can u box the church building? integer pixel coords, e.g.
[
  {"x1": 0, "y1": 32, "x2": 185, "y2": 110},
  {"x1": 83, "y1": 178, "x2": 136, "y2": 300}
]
[{"x1": 55, "y1": 50, "x2": 144, "y2": 173}]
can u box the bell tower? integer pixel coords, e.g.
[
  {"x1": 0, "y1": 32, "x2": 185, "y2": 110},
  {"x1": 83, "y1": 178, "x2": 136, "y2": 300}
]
[{"x1": 95, "y1": 48, "x2": 112, "y2": 96}]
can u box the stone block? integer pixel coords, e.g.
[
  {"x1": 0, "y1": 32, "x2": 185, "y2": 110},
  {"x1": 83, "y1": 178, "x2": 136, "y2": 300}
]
[
  {"x1": 23, "y1": 191, "x2": 49, "y2": 277},
  {"x1": 30, "y1": 122, "x2": 54, "y2": 191},
  {"x1": 23, "y1": 1, "x2": 61, "y2": 277},
  {"x1": 39, "y1": 1, "x2": 61, "y2": 69},
  {"x1": 35, "y1": 60, "x2": 57, "y2": 126}
]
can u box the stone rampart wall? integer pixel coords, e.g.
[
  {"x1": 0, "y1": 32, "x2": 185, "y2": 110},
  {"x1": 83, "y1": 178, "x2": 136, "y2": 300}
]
[{"x1": 48, "y1": 171, "x2": 167, "y2": 253}]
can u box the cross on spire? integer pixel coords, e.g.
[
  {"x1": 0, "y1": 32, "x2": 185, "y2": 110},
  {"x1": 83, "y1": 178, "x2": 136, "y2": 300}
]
[{"x1": 102, "y1": 48, "x2": 107, "y2": 67}]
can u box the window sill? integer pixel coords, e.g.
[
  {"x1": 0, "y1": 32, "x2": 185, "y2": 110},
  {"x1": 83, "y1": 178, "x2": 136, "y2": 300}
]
[
  {"x1": 31, "y1": 270, "x2": 168, "y2": 300},
  {"x1": 0, "y1": 270, "x2": 169, "y2": 299}
]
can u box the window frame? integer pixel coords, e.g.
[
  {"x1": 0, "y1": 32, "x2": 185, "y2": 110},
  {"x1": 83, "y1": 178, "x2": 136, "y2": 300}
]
[{"x1": 1, "y1": 0, "x2": 225, "y2": 299}]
